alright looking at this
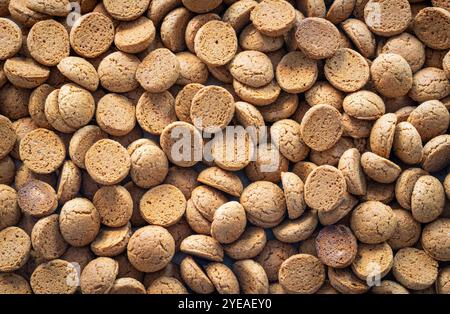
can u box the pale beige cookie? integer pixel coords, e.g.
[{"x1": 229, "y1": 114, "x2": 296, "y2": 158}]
[
  {"x1": 164, "y1": 166, "x2": 199, "y2": 199},
  {"x1": 250, "y1": 0, "x2": 296, "y2": 37},
  {"x1": 205, "y1": 262, "x2": 240, "y2": 294},
  {"x1": 371, "y1": 53, "x2": 413, "y2": 98},
  {"x1": 395, "y1": 168, "x2": 428, "y2": 210},
  {"x1": 315, "y1": 224, "x2": 357, "y2": 268},
  {"x1": 381, "y1": 32, "x2": 425, "y2": 73},
  {"x1": 100, "y1": 53, "x2": 139, "y2": 93},
  {"x1": 295, "y1": 17, "x2": 340, "y2": 60},
  {"x1": 30, "y1": 259, "x2": 78, "y2": 294},
  {"x1": 161, "y1": 7, "x2": 192, "y2": 53},
  {"x1": 326, "y1": 0, "x2": 355, "y2": 24},
  {"x1": 85, "y1": 139, "x2": 131, "y2": 186},
  {"x1": 223, "y1": 0, "x2": 257, "y2": 32},
  {"x1": 407, "y1": 100, "x2": 449, "y2": 142},
  {"x1": 147, "y1": 276, "x2": 187, "y2": 294},
  {"x1": 275, "y1": 50, "x2": 317, "y2": 93},
  {"x1": 198, "y1": 167, "x2": 243, "y2": 197},
  {"x1": 185, "y1": 199, "x2": 211, "y2": 235},
  {"x1": 115, "y1": 16, "x2": 155, "y2": 54},
  {"x1": 185, "y1": 13, "x2": 220, "y2": 53},
  {"x1": 69, "y1": 125, "x2": 107, "y2": 169},
  {"x1": 0, "y1": 115, "x2": 16, "y2": 160},
  {"x1": 272, "y1": 210, "x2": 318, "y2": 243},
  {"x1": 96, "y1": 94, "x2": 135, "y2": 137},
  {"x1": 210, "y1": 128, "x2": 253, "y2": 171},
  {"x1": 194, "y1": 20, "x2": 238, "y2": 67},
  {"x1": 364, "y1": 0, "x2": 411, "y2": 36},
  {"x1": 280, "y1": 172, "x2": 306, "y2": 219},
  {"x1": 328, "y1": 267, "x2": 369, "y2": 294},
  {"x1": 258, "y1": 92, "x2": 298, "y2": 122},
  {"x1": 80, "y1": 257, "x2": 118, "y2": 294},
  {"x1": 26, "y1": 0, "x2": 70, "y2": 16},
  {"x1": 175, "y1": 83, "x2": 203, "y2": 123},
  {"x1": 211, "y1": 201, "x2": 246, "y2": 244},
  {"x1": 297, "y1": 0, "x2": 326, "y2": 17},
  {"x1": 338, "y1": 148, "x2": 366, "y2": 196},
  {"x1": 245, "y1": 142, "x2": 289, "y2": 183},
  {"x1": 422, "y1": 134, "x2": 450, "y2": 173},
  {"x1": 58, "y1": 83, "x2": 95, "y2": 129},
  {"x1": 4, "y1": 57, "x2": 49, "y2": 89},
  {"x1": 31, "y1": 213, "x2": 67, "y2": 261},
  {"x1": 103, "y1": 0, "x2": 149, "y2": 21},
  {"x1": 70, "y1": 12, "x2": 115, "y2": 58},
  {"x1": 0, "y1": 18, "x2": 22, "y2": 60},
  {"x1": 395, "y1": 106, "x2": 417, "y2": 123},
  {"x1": 180, "y1": 234, "x2": 224, "y2": 262},
  {"x1": 324, "y1": 48, "x2": 370, "y2": 92},
  {"x1": 19, "y1": 128, "x2": 65, "y2": 174},
  {"x1": 411, "y1": 175, "x2": 445, "y2": 223},
  {"x1": 130, "y1": 144, "x2": 168, "y2": 189},
  {"x1": 136, "y1": 48, "x2": 180, "y2": 93},
  {"x1": 56, "y1": 57, "x2": 97, "y2": 92},
  {"x1": 360, "y1": 152, "x2": 401, "y2": 184},
  {"x1": 92, "y1": 185, "x2": 132, "y2": 228},
  {"x1": 109, "y1": 277, "x2": 146, "y2": 294},
  {"x1": 305, "y1": 81, "x2": 344, "y2": 111},
  {"x1": 343, "y1": 90, "x2": 385, "y2": 120},
  {"x1": 409, "y1": 67, "x2": 450, "y2": 102},
  {"x1": 350, "y1": 201, "x2": 396, "y2": 244},
  {"x1": 230, "y1": 50, "x2": 274, "y2": 88},
  {"x1": 421, "y1": 218, "x2": 450, "y2": 262},
  {"x1": 180, "y1": 256, "x2": 215, "y2": 294},
  {"x1": 413, "y1": 7, "x2": 450, "y2": 50},
  {"x1": 239, "y1": 24, "x2": 284, "y2": 53},
  {"x1": 176, "y1": 52, "x2": 208, "y2": 85},
  {"x1": 190, "y1": 185, "x2": 228, "y2": 222},
  {"x1": 255, "y1": 240, "x2": 296, "y2": 282},
  {"x1": 300, "y1": 104, "x2": 343, "y2": 152},
  {"x1": 190, "y1": 86, "x2": 235, "y2": 131},
  {"x1": 160, "y1": 121, "x2": 203, "y2": 168},
  {"x1": 393, "y1": 121, "x2": 423, "y2": 165},
  {"x1": 0, "y1": 227, "x2": 31, "y2": 272},
  {"x1": 56, "y1": 160, "x2": 81, "y2": 205},
  {"x1": 43, "y1": 89, "x2": 76, "y2": 133},
  {"x1": 233, "y1": 259, "x2": 269, "y2": 294},
  {"x1": 0, "y1": 273, "x2": 32, "y2": 294},
  {"x1": 90, "y1": 223, "x2": 131, "y2": 257},
  {"x1": 393, "y1": 248, "x2": 439, "y2": 290},
  {"x1": 136, "y1": 91, "x2": 176, "y2": 135},
  {"x1": 127, "y1": 225, "x2": 175, "y2": 273},
  {"x1": 352, "y1": 242, "x2": 393, "y2": 281},
  {"x1": 279, "y1": 254, "x2": 325, "y2": 294},
  {"x1": 8, "y1": 0, "x2": 49, "y2": 27}
]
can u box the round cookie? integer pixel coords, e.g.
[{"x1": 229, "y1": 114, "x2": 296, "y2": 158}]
[
  {"x1": 182, "y1": 0, "x2": 222, "y2": 13},
  {"x1": 351, "y1": 242, "x2": 393, "y2": 280},
  {"x1": 411, "y1": 175, "x2": 445, "y2": 223},
  {"x1": 30, "y1": 259, "x2": 78, "y2": 294},
  {"x1": 245, "y1": 142, "x2": 289, "y2": 183},
  {"x1": 350, "y1": 201, "x2": 396, "y2": 244},
  {"x1": 90, "y1": 223, "x2": 131, "y2": 257},
  {"x1": 324, "y1": 48, "x2": 370, "y2": 92},
  {"x1": 80, "y1": 257, "x2": 118, "y2": 294},
  {"x1": 341, "y1": 18, "x2": 375, "y2": 58},
  {"x1": 233, "y1": 259, "x2": 269, "y2": 294},
  {"x1": 343, "y1": 90, "x2": 385, "y2": 120},
  {"x1": 136, "y1": 91, "x2": 177, "y2": 135},
  {"x1": 185, "y1": 199, "x2": 211, "y2": 235},
  {"x1": 295, "y1": 17, "x2": 340, "y2": 59},
  {"x1": 422, "y1": 134, "x2": 450, "y2": 173},
  {"x1": 197, "y1": 167, "x2": 243, "y2": 197},
  {"x1": 0, "y1": 185, "x2": 20, "y2": 230},
  {"x1": 413, "y1": 7, "x2": 450, "y2": 50},
  {"x1": 185, "y1": 13, "x2": 221, "y2": 53},
  {"x1": 190, "y1": 185, "x2": 228, "y2": 222},
  {"x1": 26, "y1": 0, "x2": 70, "y2": 16},
  {"x1": 164, "y1": 166, "x2": 199, "y2": 199},
  {"x1": 175, "y1": 83, "x2": 203, "y2": 123},
  {"x1": 211, "y1": 201, "x2": 246, "y2": 244},
  {"x1": 27, "y1": 19, "x2": 70, "y2": 66},
  {"x1": 300, "y1": 104, "x2": 343, "y2": 152},
  {"x1": 58, "y1": 83, "x2": 95, "y2": 129},
  {"x1": 436, "y1": 267, "x2": 450, "y2": 294},
  {"x1": 0, "y1": 227, "x2": 31, "y2": 272},
  {"x1": 127, "y1": 226, "x2": 175, "y2": 273},
  {"x1": 103, "y1": 0, "x2": 149, "y2": 21},
  {"x1": 31, "y1": 214, "x2": 67, "y2": 260},
  {"x1": 85, "y1": 139, "x2": 131, "y2": 186},
  {"x1": 0, "y1": 273, "x2": 32, "y2": 294},
  {"x1": 233, "y1": 79, "x2": 281, "y2": 106},
  {"x1": 59, "y1": 198, "x2": 100, "y2": 247},
  {"x1": 190, "y1": 86, "x2": 235, "y2": 132},
  {"x1": 98, "y1": 52, "x2": 140, "y2": 93},
  {"x1": 205, "y1": 262, "x2": 240, "y2": 294},
  {"x1": 305, "y1": 81, "x2": 344, "y2": 111},
  {"x1": 93, "y1": 185, "x2": 133, "y2": 228},
  {"x1": 407, "y1": 100, "x2": 449, "y2": 142},
  {"x1": 180, "y1": 235, "x2": 224, "y2": 262},
  {"x1": 315, "y1": 225, "x2": 357, "y2": 269},
  {"x1": 395, "y1": 168, "x2": 427, "y2": 210},
  {"x1": 8, "y1": 0, "x2": 49, "y2": 28},
  {"x1": 338, "y1": 148, "x2": 367, "y2": 196},
  {"x1": 70, "y1": 12, "x2": 115, "y2": 58},
  {"x1": 328, "y1": 267, "x2": 369, "y2": 294},
  {"x1": 364, "y1": 0, "x2": 411, "y2": 36},
  {"x1": 210, "y1": 128, "x2": 253, "y2": 171},
  {"x1": 360, "y1": 152, "x2": 401, "y2": 184},
  {"x1": 176, "y1": 52, "x2": 208, "y2": 85},
  {"x1": 115, "y1": 16, "x2": 156, "y2": 54},
  {"x1": 96, "y1": 94, "x2": 136, "y2": 137},
  {"x1": 230, "y1": 50, "x2": 274, "y2": 88},
  {"x1": 224, "y1": 227, "x2": 267, "y2": 260},
  {"x1": 56, "y1": 160, "x2": 81, "y2": 205},
  {"x1": 255, "y1": 239, "x2": 296, "y2": 282},
  {"x1": 0, "y1": 115, "x2": 16, "y2": 160},
  {"x1": 18, "y1": 180, "x2": 58, "y2": 218},
  {"x1": 180, "y1": 256, "x2": 214, "y2": 294},
  {"x1": 276, "y1": 50, "x2": 318, "y2": 93},
  {"x1": 272, "y1": 210, "x2": 318, "y2": 243},
  {"x1": 0, "y1": 18, "x2": 22, "y2": 60},
  {"x1": 279, "y1": 254, "x2": 325, "y2": 294},
  {"x1": 109, "y1": 277, "x2": 146, "y2": 294},
  {"x1": 393, "y1": 121, "x2": 423, "y2": 165},
  {"x1": 194, "y1": 20, "x2": 238, "y2": 67},
  {"x1": 239, "y1": 24, "x2": 284, "y2": 53},
  {"x1": 0, "y1": 84, "x2": 30, "y2": 120},
  {"x1": 280, "y1": 172, "x2": 306, "y2": 219},
  {"x1": 130, "y1": 144, "x2": 168, "y2": 189},
  {"x1": 136, "y1": 48, "x2": 180, "y2": 93},
  {"x1": 69, "y1": 125, "x2": 107, "y2": 169},
  {"x1": 44, "y1": 89, "x2": 77, "y2": 134},
  {"x1": 28, "y1": 84, "x2": 54, "y2": 129},
  {"x1": 147, "y1": 276, "x2": 187, "y2": 294},
  {"x1": 421, "y1": 218, "x2": 450, "y2": 262},
  {"x1": 4, "y1": 57, "x2": 50, "y2": 89},
  {"x1": 388, "y1": 209, "x2": 421, "y2": 250},
  {"x1": 161, "y1": 7, "x2": 192, "y2": 53},
  {"x1": 393, "y1": 248, "x2": 439, "y2": 290},
  {"x1": 250, "y1": 0, "x2": 296, "y2": 37},
  {"x1": 223, "y1": 0, "x2": 257, "y2": 32},
  {"x1": 381, "y1": 32, "x2": 425, "y2": 73},
  {"x1": 409, "y1": 67, "x2": 450, "y2": 102}
]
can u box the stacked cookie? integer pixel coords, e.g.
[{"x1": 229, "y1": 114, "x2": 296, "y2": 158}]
[{"x1": 0, "y1": 0, "x2": 450, "y2": 295}]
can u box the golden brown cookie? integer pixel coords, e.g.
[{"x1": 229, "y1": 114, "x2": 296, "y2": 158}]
[
  {"x1": 381, "y1": 32, "x2": 425, "y2": 73},
  {"x1": 0, "y1": 227, "x2": 31, "y2": 272},
  {"x1": 316, "y1": 224, "x2": 357, "y2": 269},
  {"x1": 224, "y1": 226, "x2": 267, "y2": 260},
  {"x1": 58, "y1": 83, "x2": 95, "y2": 129},
  {"x1": 392, "y1": 121, "x2": 423, "y2": 165},
  {"x1": 413, "y1": 7, "x2": 450, "y2": 50},
  {"x1": 364, "y1": 0, "x2": 411, "y2": 36},
  {"x1": 343, "y1": 90, "x2": 385, "y2": 120},
  {"x1": 411, "y1": 175, "x2": 445, "y2": 223},
  {"x1": 250, "y1": 0, "x2": 296, "y2": 37},
  {"x1": 233, "y1": 259, "x2": 269, "y2": 294},
  {"x1": 360, "y1": 152, "x2": 401, "y2": 184},
  {"x1": 96, "y1": 94, "x2": 136, "y2": 137},
  {"x1": 0, "y1": 18, "x2": 22, "y2": 60},
  {"x1": 98, "y1": 52, "x2": 140, "y2": 93},
  {"x1": 180, "y1": 234, "x2": 224, "y2": 262},
  {"x1": 115, "y1": 16, "x2": 156, "y2": 54},
  {"x1": 30, "y1": 259, "x2": 78, "y2": 294},
  {"x1": 69, "y1": 125, "x2": 107, "y2": 169},
  {"x1": 205, "y1": 262, "x2": 240, "y2": 294},
  {"x1": 409, "y1": 67, "x2": 450, "y2": 102},
  {"x1": 279, "y1": 254, "x2": 325, "y2": 294},
  {"x1": 338, "y1": 148, "x2": 367, "y2": 196},
  {"x1": 180, "y1": 256, "x2": 215, "y2": 294},
  {"x1": 103, "y1": 0, "x2": 149, "y2": 21},
  {"x1": 4, "y1": 57, "x2": 49, "y2": 89}
]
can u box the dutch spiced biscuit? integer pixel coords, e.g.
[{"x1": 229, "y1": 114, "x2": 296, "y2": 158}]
[
  {"x1": 230, "y1": 50, "x2": 274, "y2": 88},
  {"x1": 90, "y1": 223, "x2": 131, "y2": 257},
  {"x1": 182, "y1": 0, "x2": 222, "y2": 13},
  {"x1": 422, "y1": 135, "x2": 450, "y2": 173},
  {"x1": 180, "y1": 256, "x2": 215, "y2": 294},
  {"x1": 255, "y1": 240, "x2": 296, "y2": 282},
  {"x1": 161, "y1": 8, "x2": 192, "y2": 53},
  {"x1": 31, "y1": 214, "x2": 67, "y2": 260},
  {"x1": 233, "y1": 79, "x2": 281, "y2": 106},
  {"x1": 239, "y1": 24, "x2": 284, "y2": 53},
  {"x1": 20, "y1": 128, "x2": 65, "y2": 174},
  {"x1": 324, "y1": 48, "x2": 370, "y2": 93},
  {"x1": 258, "y1": 92, "x2": 298, "y2": 122},
  {"x1": 0, "y1": 18, "x2": 22, "y2": 60},
  {"x1": 205, "y1": 262, "x2": 240, "y2": 294},
  {"x1": 0, "y1": 115, "x2": 16, "y2": 160},
  {"x1": 175, "y1": 83, "x2": 203, "y2": 123},
  {"x1": 0, "y1": 84, "x2": 30, "y2": 120},
  {"x1": 245, "y1": 142, "x2": 288, "y2": 183},
  {"x1": 338, "y1": 148, "x2": 366, "y2": 196},
  {"x1": 0, "y1": 273, "x2": 32, "y2": 294},
  {"x1": 115, "y1": 16, "x2": 155, "y2": 54},
  {"x1": 164, "y1": 166, "x2": 199, "y2": 199},
  {"x1": 10, "y1": 118, "x2": 38, "y2": 160},
  {"x1": 300, "y1": 104, "x2": 343, "y2": 152},
  {"x1": 234, "y1": 101, "x2": 266, "y2": 143},
  {"x1": 96, "y1": 94, "x2": 136, "y2": 137},
  {"x1": 364, "y1": 0, "x2": 411, "y2": 36},
  {"x1": 295, "y1": 17, "x2": 340, "y2": 59},
  {"x1": 233, "y1": 259, "x2": 269, "y2": 294},
  {"x1": 4, "y1": 57, "x2": 49, "y2": 89},
  {"x1": 279, "y1": 254, "x2": 325, "y2": 294},
  {"x1": 147, "y1": 276, "x2": 187, "y2": 294},
  {"x1": 393, "y1": 248, "x2": 439, "y2": 290},
  {"x1": 326, "y1": 0, "x2": 355, "y2": 24},
  {"x1": 328, "y1": 267, "x2": 369, "y2": 294},
  {"x1": 388, "y1": 209, "x2": 421, "y2": 250},
  {"x1": 436, "y1": 267, "x2": 450, "y2": 294},
  {"x1": 26, "y1": 0, "x2": 70, "y2": 16},
  {"x1": 411, "y1": 175, "x2": 445, "y2": 223},
  {"x1": 296, "y1": 0, "x2": 326, "y2": 18},
  {"x1": 350, "y1": 201, "x2": 396, "y2": 244},
  {"x1": 371, "y1": 280, "x2": 409, "y2": 294},
  {"x1": 276, "y1": 51, "x2": 317, "y2": 93},
  {"x1": 185, "y1": 199, "x2": 211, "y2": 235},
  {"x1": 272, "y1": 210, "x2": 318, "y2": 243},
  {"x1": 70, "y1": 12, "x2": 114, "y2": 58},
  {"x1": 198, "y1": 167, "x2": 243, "y2": 197},
  {"x1": 27, "y1": 20, "x2": 69, "y2": 66},
  {"x1": 305, "y1": 81, "x2": 344, "y2": 111},
  {"x1": 352, "y1": 242, "x2": 393, "y2": 281},
  {"x1": 409, "y1": 68, "x2": 450, "y2": 102},
  {"x1": 304, "y1": 165, "x2": 346, "y2": 212},
  {"x1": 343, "y1": 90, "x2": 385, "y2": 120},
  {"x1": 85, "y1": 139, "x2": 131, "y2": 186},
  {"x1": 223, "y1": 0, "x2": 257, "y2": 32},
  {"x1": 413, "y1": 7, "x2": 450, "y2": 50},
  {"x1": 80, "y1": 257, "x2": 118, "y2": 294},
  {"x1": 315, "y1": 225, "x2": 357, "y2": 269},
  {"x1": 361, "y1": 181, "x2": 395, "y2": 204},
  {"x1": 180, "y1": 235, "x2": 224, "y2": 262},
  {"x1": 130, "y1": 144, "x2": 168, "y2": 188},
  {"x1": 381, "y1": 33, "x2": 425, "y2": 73},
  {"x1": 0, "y1": 185, "x2": 20, "y2": 230},
  {"x1": 58, "y1": 83, "x2": 95, "y2": 129},
  {"x1": 318, "y1": 193, "x2": 356, "y2": 226},
  {"x1": 30, "y1": 259, "x2": 78, "y2": 294},
  {"x1": 136, "y1": 91, "x2": 176, "y2": 135},
  {"x1": 210, "y1": 128, "x2": 253, "y2": 171},
  {"x1": 44, "y1": 89, "x2": 76, "y2": 133},
  {"x1": 191, "y1": 185, "x2": 228, "y2": 222},
  {"x1": 360, "y1": 152, "x2": 401, "y2": 184},
  {"x1": 224, "y1": 227, "x2": 267, "y2": 260},
  {"x1": 176, "y1": 52, "x2": 208, "y2": 85},
  {"x1": 28, "y1": 84, "x2": 54, "y2": 129},
  {"x1": 421, "y1": 218, "x2": 450, "y2": 262},
  {"x1": 281, "y1": 172, "x2": 306, "y2": 219},
  {"x1": 0, "y1": 156, "x2": 15, "y2": 186},
  {"x1": 56, "y1": 160, "x2": 81, "y2": 205},
  {"x1": 93, "y1": 185, "x2": 133, "y2": 228},
  {"x1": 0, "y1": 227, "x2": 30, "y2": 272},
  {"x1": 69, "y1": 125, "x2": 107, "y2": 169},
  {"x1": 8, "y1": 0, "x2": 49, "y2": 27},
  {"x1": 103, "y1": 0, "x2": 149, "y2": 21},
  {"x1": 407, "y1": 100, "x2": 449, "y2": 142},
  {"x1": 211, "y1": 201, "x2": 246, "y2": 244},
  {"x1": 98, "y1": 52, "x2": 140, "y2": 93},
  {"x1": 194, "y1": 20, "x2": 237, "y2": 67},
  {"x1": 190, "y1": 86, "x2": 235, "y2": 131},
  {"x1": 395, "y1": 168, "x2": 428, "y2": 210},
  {"x1": 393, "y1": 121, "x2": 423, "y2": 165},
  {"x1": 250, "y1": 0, "x2": 296, "y2": 37},
  {"x1": 109, "y1": 278, "x2": 146, "y2": 294},
  {"x1": 127, "y1": 226, "x2": 175, "y2": 273}
]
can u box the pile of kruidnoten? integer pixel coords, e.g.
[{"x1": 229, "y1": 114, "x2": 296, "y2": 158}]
[{"x1": 0, "y1": 0, "x2": 449, "y2": 294}]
